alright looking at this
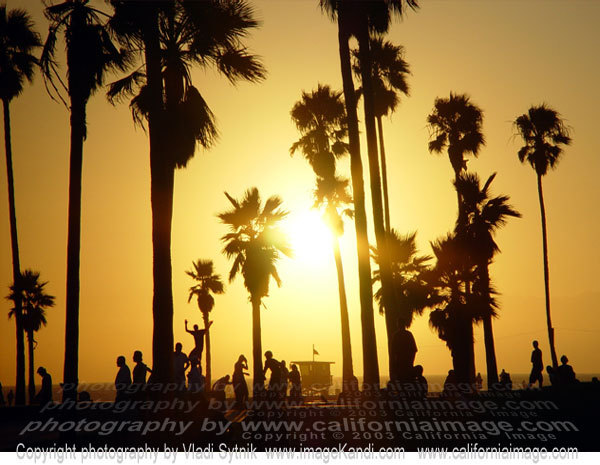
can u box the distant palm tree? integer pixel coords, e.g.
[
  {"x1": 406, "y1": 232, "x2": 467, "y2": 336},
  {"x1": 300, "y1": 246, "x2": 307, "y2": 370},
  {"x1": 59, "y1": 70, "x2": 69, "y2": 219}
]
[
  {"x1": 352, "y1": 37, "x2": 410, "y2": 231},
  {"x1": 514, "y1": 104, "x2": 571, "y2": 369},
  {"x1": 314, "y1": 176, "x2": 356, "y2": 387},
  {"x1": 454, "y1": 172, "x2": 520, "y2": 386},
  {"x1": 0, "y1": 5, "x2": 41, "y2": 406},
  {"x1": 427, "y1": 93, "x2": 485, "y2": 221},
  {"x1": 7, "y1": 270, "x2": 55, "y2": 404},
  {"x1": 290, "y1": 85, "x2": 355, "y2": 387},
  {"x1": 41, "y1": 0, "x2": 125, "y2": 401},
  {"x1": 319, "y1": 0, "x2": 380, "y2": 388},
  {"x1": 428, "y1": 234, "x2": 480, "y2": 385},
  {"x1": 372, "y1": 230, "x2": 442, "y2": 380},
  {"x1": 218, "y1": 188, "x2": 292, "y2": 395},
  {"x1": 108, "y1": 0, "x2": 265, "y2": 383},
  {"x1": 186, "y1": 259, "x2": 224, "y2": 391}
]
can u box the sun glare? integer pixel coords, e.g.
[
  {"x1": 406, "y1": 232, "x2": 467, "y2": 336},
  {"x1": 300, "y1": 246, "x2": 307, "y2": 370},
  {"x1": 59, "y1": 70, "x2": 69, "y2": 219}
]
[{"x1": 283, "y1": 209, "x2": 334, "y2": 266}]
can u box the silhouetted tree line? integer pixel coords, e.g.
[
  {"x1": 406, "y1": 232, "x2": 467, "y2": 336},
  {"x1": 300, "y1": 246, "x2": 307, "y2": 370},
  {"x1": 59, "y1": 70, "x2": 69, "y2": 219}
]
[{"x1": 1, "y1": 1, "x2": 572, "y2": 404}]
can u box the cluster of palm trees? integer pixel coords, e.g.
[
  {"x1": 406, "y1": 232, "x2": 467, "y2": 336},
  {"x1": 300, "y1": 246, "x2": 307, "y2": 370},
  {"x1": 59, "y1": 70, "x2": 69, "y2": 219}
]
[{"x1": 1, "y1": 0, "x2": 573, "y2": 404}]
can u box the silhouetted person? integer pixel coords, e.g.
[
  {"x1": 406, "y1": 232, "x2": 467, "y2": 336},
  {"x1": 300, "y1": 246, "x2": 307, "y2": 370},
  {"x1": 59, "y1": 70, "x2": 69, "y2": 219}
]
[
  {"x1": 264, "y1": 351, "x2": 281, "y2": 397},
  {"x1": 212, "y1": 375, "x2": 231, "y2": 404},
  {"x1": 7, "y1": 390, "x2": 14, "y2": 407},
  {"x1": 500, "y1": 369, "x2": 512, "y2": 390},
  {"x1": 132, "y1": 351, "x2": 152, "y2": 398},
  {"x1": 529, "y1": 340, "x2": 544, "y2": 388},
  {"x1": 414, "y1": 365, "x2": 428, "y2": 398},
  {"x1": 233, "y1": 355, "x2": 249, "y2": 409},
  {"x1": 474, "y1": 372, "x2": 483, "y2": 391},
  {"x1": 173, "y1": 342, "x2": 189, "y2": 388},
  {"x1": 78, "y1": 391, "x2": 91, "y2": 402},
  {"x1": 188, "y1": 357, "x2": 204, "y2": 393},
  {"x1": 557, "y1": 355, "x2": 577, "y2": 385},
  {"x1": 185, "y1": 319, "x2": 212, "y2": 362},
  {"x1": 443, "y1": 369, "x2": 456, "y2": 397},
  {"x1": 35, "y1": 367, "x2": 52, "y2": 405},
  {"x1": 289, "y1": 364, "x2": 302, "y2": 400},
  {"x1": 391, "y1": 322, "x2": 417, "y2": 382},
  {"x1": 546, "y1": 365, "x2": 557, "y2": 386},
  {"x1": 280, "y1": 360, "x2": 290, "y2": 397},
  {"x1": 115, "y1": 355, "x2": 132, "y2": 401}
]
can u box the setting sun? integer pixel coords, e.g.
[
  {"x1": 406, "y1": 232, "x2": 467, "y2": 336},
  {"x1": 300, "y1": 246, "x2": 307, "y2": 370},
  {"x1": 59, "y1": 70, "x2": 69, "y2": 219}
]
[{"x1": 283, "y1": 209, "x2": 334, "y2": 266}]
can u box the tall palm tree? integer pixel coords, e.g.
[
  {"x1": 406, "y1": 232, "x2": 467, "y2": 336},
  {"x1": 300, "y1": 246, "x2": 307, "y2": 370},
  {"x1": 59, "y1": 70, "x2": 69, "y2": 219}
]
[
  {"x1": 218, "y1": 188, "x2": 292, "y2": 395},
  {"x1": 314, "y1": 176, "x2": 356, "y2": 388},
  {"x1": 514, "y1": 104, "x2": 571, "y2": 369},
  {"x1": 0, "y1": 5, "x2": 41, "y2": 406},
  {"x1": 290, "y1": 86, "x2": 355, "y2": 387},
  {"x1": 41, "y1": 0, "x2": 125, "y2": 401},
  {"x1": 186, "y1": 259, "x2": 224, "y2": 390},
  {"x1": 108, "y1": 0, "x2": 265, "y2": 383},
  {"x1": 454, "y1": 172, "x2": 520, "y2": 386},
  {"x1": 427, "y1": 92, "x2": 485, "y2": 222},
  {"x1": 7, "y1": 270, "x2": 55, "y2": 404},
  {"x1": 352, "y1": 37, "x2": 410, "y2": 231},
  {"x1": 352, "y1": 0, "x2": 418, "y2": 385},
  {"x1": 319, "y1": 0, "x2": 381, "y2": 389}
]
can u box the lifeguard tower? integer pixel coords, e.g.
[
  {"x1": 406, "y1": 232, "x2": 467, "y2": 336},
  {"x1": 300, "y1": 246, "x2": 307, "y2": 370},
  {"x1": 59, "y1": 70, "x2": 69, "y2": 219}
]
[{"x1": 291, "y1": 345, "x2": 335, "y2": 396}]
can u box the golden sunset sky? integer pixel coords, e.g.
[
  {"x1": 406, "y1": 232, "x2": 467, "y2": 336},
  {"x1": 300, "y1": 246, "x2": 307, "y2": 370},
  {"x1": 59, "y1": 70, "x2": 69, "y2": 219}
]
[{"x1": 1, "y1": 0, "x2": 599, "y2": 386}]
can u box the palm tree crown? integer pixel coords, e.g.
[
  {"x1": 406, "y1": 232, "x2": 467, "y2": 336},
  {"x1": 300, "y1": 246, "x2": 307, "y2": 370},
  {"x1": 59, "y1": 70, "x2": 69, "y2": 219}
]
[
  {"x1": 108, "y1": 0, "x2": 266, "y2": 168},
  {"x1": 41, "y1": 0, "x2": 126, "y2": 113},
  {"x1": 219, "y1": 188, "x2": 292, "y2": 300},
  {"x1": 186, "y1": 259, "x2": 224, "y2": 313},
  {"x1": 427, "y1": 92, "x2": 485, "y2": 175},
  {"x1": 0, "y1": 6, "x2": 41, "y2": 102},
  {"x1": 8, "y1": 270, "x2": 55, "y2": 335},
  {"x1": 514, "y1": 104, "x2": 572, "y2": 176},
  {"x1": 352, "y1": 37, "x2": 410, "y2": 118},
  {"x1": 290, "y1": 84, "x2": 348, "y2": 179}
]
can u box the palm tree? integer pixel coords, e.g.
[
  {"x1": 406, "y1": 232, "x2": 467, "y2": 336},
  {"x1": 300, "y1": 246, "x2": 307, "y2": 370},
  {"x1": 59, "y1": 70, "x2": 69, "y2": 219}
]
[
  {"x1": 108, "y1": 0, "x2": 265, "y2": 384},
  {"x1": 372, "y1": 230, "x2": 441, "y2": 381},
  {"x1": 0, "y1": 5, "x2": 41, "y2": 406},
  {"x1": 352, "y1": 37, "x2": 410, "y2": 231},
  {"x1": 314, "y1": 176, "x2": 356, "y2": 388},
  {"x1": 352, "y1": 0, "x2": 418, "y2": 385},
  {"x1": 319, "y1": 0, "x2": 381, "y2": 389},
  {"x1": 454, "y1": 172, "x2": 520, "y2": 386},
  {"x1": 218, "y1": 188, "x2": 292, "y2": 395},
  {"x1": 373, "y1": 231, "x2": 440, "y2": 325},
  {"x1": 7, "y1": 270, "x2": 55, "y2": 404},
  {"x1": 428, "y1": 234, "x2": 480, "y2": 386},
  {"x1": 186, "y1": 259, "x2": 224, "y2": 391},
  {"x1": 427, "y1": 92, "x2": 485, "y2": 221},
  {"x1": 514, "y1": 104, "x2": 571, "y2": 369},
  {"x1": 290, "y1": 85, "x2": 355, "y2": 387},
  {"x1": 41, "y1": 0, "x2": 125, "y2": 401}
]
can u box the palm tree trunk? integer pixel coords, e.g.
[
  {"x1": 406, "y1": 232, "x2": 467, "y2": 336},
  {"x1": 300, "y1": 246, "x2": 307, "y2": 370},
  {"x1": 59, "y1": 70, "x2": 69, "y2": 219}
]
[
  {"x1": 144, "y1": 8, "x2": 174, "y2": 385},
  {"x1": 251, "y1": 297, "x2": 264, "y2": 397},
  {"x1": 62, "y1": 97, "x2": 86, "y2": 402},
  {"x1": 537, "y1": 174, "x2": 558, "y2": 368},
  {"x1": 2, "y1": 98, "x2": 26, "y2": 405},
  {"x1": 202, "y1": 311, "x2": 211, "y2": 391},
  {"x1": 377, "y1": 116, "x2": 391, "y2": 232},
  {"x1": 27, "y1": 331, "x2": 35, "y2": 404},
  {"x1": 336, "y1": 12, "x2": 379, "y2": 389},
  {"x1": 480, "y1": 263, "x2": 499, "y2": 387},
  {"x1": 332, "y1": 235, "x2": 354, "y2": 386},
  {"x1": 357, "y1": 20, "x2": 397, "y2": 383}
]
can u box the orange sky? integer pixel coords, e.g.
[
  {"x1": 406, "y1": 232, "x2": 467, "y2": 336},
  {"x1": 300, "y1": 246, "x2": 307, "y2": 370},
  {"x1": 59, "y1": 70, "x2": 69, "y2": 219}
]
[{"x1": 1, "y1": 0, "x2": 600, "y2": 387}]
